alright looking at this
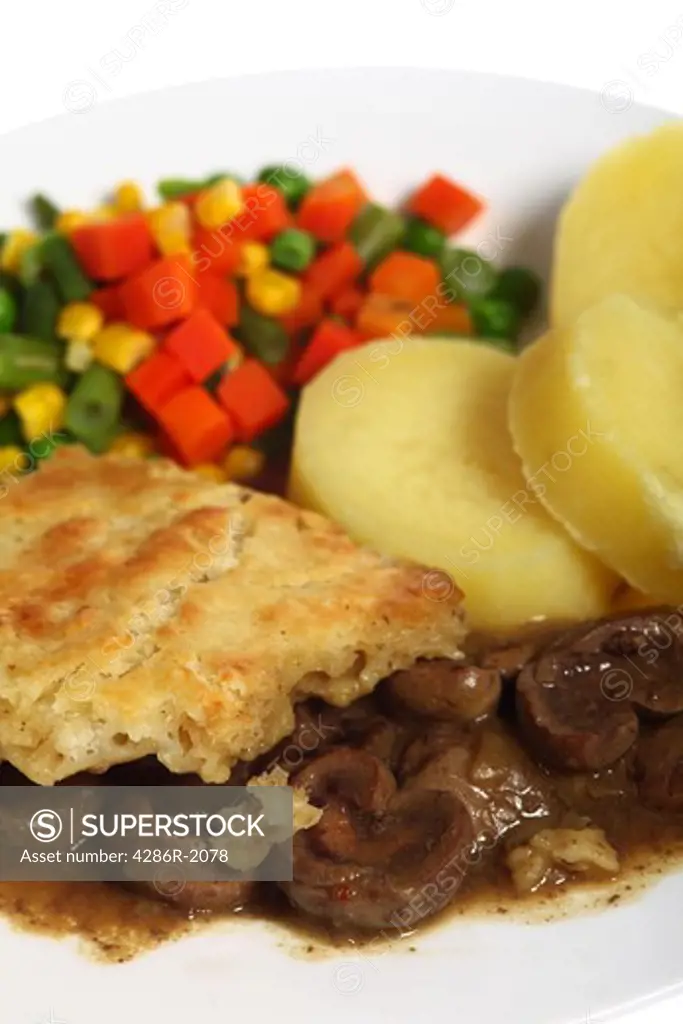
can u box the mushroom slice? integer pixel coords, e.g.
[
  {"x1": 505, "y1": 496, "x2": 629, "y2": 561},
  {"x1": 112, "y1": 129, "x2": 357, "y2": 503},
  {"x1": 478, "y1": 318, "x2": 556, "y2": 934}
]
[
  {"x1": 282, "y1": 748, "x2": 473, "y2": 930},
  {"x1": 386, "y1": 659, "x2": 502, "y2": 722},
  {"x1": 516, "y1": 652, "x2": 638, "y2": 771}
]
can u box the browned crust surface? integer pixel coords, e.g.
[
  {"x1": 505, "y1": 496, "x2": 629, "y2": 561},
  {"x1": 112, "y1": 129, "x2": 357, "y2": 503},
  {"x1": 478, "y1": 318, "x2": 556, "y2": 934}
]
[{"x1": 0, "y1": 449, "x2": 466, "y2": 783}]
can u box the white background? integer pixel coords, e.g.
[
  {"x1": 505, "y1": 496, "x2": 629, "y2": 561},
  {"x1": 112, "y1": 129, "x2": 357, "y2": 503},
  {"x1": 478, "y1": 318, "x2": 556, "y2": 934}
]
[{"x1": 2, "y1": 1, "x2": 682, "y2": 1022}]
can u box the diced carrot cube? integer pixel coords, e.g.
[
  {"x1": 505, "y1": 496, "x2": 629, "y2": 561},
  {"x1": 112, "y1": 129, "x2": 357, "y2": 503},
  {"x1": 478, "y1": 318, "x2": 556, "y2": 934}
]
[
  {"x1": 369, "y1": 251, "x2": 441, "y2": 305},
  {"x1": 157, "y1": 387, "x2": 234, "y2": 466},
  {"x1": 304, "y1": 242, "x2": 362, "y2": 301},
  {"x1": 216, "y1": 359, "x2": 289, "y2": 441},
  {"x1": 231, "y1": 184, "x2": 292, "y2": 242},
  {"x1": 120, "y1": 254, "x2": 199, "y2": 330},
  {"x1": 196, "y1": 273, "x2": 239, "y2": 327},
  {"x1": 164, "y1": 308, "x2": 241, "y2": 384},
  {"x1": 296, "y1": 170, "x2": 367, "y2": 243},
  {"x1": 192, "y1": 226, "x2": 242, "y2": 275},
  {"x1": 355, "y1": 293, "x2": 415, "y2": 341},
  {"x1": 126, "y1": 351, "x2": 191, "y2": 415},
  {"x1": 70, "y1": 214, "x2": 154, "y2": 282},
  {"x1": 293, "y1": 319, "x2": 362, "y2": 386},
  {"x1": 408, "y1": 174, "x2": 484, "y2": 235}
]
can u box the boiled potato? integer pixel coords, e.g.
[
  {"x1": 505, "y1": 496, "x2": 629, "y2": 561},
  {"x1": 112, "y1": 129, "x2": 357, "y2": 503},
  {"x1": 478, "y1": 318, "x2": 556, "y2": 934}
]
[
  {"x1": 289, "y1": 338, "x2": 616, "y2": 630},
  {"x1": 553, "y1": 123, "x2": 683, "y2": 326},
  {"x1": 509, "y1": 294, "x2": 683, "y2": 601}
]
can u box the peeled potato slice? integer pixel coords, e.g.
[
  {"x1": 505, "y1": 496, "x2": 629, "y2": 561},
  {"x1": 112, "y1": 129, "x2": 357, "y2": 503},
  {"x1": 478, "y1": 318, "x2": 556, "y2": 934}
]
[
  {"x1": 289, "y1": 338, "x2": 615, "y2": 630},
  {"x1": 553, "y1": 123, "x2": 683, "y2": 326},
  {"x1": 509, "y1": 294, "x2": 683, "y2": 601}
]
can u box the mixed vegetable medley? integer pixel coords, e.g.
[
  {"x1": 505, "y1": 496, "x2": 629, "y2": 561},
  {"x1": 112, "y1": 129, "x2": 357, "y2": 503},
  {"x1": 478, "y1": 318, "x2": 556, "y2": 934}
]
[{"x1": 0, "y1": 166, "x2": 540, "y2": 481}]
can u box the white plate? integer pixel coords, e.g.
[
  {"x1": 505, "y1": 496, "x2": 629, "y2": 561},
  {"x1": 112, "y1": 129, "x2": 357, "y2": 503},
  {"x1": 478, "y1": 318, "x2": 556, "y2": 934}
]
[{"x1": 0, "y1": 68, "x2": 677, "y2": 1024}]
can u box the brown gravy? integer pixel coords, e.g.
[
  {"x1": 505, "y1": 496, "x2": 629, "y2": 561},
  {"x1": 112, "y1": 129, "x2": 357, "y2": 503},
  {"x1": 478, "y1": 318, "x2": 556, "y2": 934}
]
[
  {"x1": 1, "y1": 832, "x2": 682, "y2": 963},
  {"x1": 3, "y1": 611, "x2": 683, "y2": 962}
]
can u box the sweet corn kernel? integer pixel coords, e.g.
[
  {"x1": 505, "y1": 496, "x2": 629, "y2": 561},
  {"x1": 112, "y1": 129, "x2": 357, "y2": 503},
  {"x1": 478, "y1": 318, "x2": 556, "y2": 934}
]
[
  {"x1": 65, "y1": 340, "x2": 94, "y2": 373},
  {"x1": 114, "y1": 180, "x2": 144, "y2": 213},
  {"x1": 57, "y1": 302, "x2": 104, "y2": 343},
  {"x1": 0, "y1": 446, "x2": 28, "y2": 474},
  {"x1": 93, "y1": 324, "x2": 155, "y2": 374},
  {"x1": 246, "y1": 269, "x2": 302, "y2": 317},
  {"x1": 194, "y1": 463, "x2": 228, "y2": 483},
  {"x1": 195, "y1": 178, "x2": 243, "y2": 230},
  {"x1": 56, "y1": 210, "x2": 89, "y2": 233},
  {"x1": 148, "y1": 203, "x2": 191, "y2": 255},
  {"x1": 223, "y1": 445, "x2": 265, "y2": 481},
  {"x1": 108, "y1": 432, "x2": 155, "y2": 459},
  {"x1": 236, "y1": 242, "x2": 270, "y2": 278},
  {"x1": 1, "y1": 230, "x2": 37, "y2": 274},
  {"x1": 14, "y1": 384, "x2": 67, "y2": 441}
]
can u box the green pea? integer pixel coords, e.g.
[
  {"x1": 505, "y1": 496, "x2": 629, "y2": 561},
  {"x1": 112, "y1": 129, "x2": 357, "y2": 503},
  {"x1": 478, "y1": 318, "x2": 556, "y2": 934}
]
[
  {"x1": 403, "y1": 217, "x2": 446, "y2": 259},
  {"x1": 0, "y1": 288, "x2": 17, "y2": 332},
  {"x1": 490, "y1": 266, "x2": 541, "y2": 316},
  {"x1": 270, "y1": 228, "x2": 316, "y2": 273},
  {"x1": 440, "y1": 248, "x2": 497, "y2": 302},
  {"x1": 469, "y1": 297, "x2": 520, "y2": 345},
  {"x1": 258, "y1": 165, "x2": 311, "y2": 209}
]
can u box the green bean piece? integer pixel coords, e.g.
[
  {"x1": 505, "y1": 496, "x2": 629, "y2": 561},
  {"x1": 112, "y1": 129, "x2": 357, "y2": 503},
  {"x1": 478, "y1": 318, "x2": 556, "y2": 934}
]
[
  {"x1": 21, "y1": 279, "x2": 60, "y2": 342},
  {"x1": 0, "y1": 411, "x2": 24, "y2": 447},
  {"x1": 40, "y1": 233, "x2": 92, "y2": 303},
  {"x1": 30, "y1": 193, "x2": 60, "y2": 231},
  {"x1": 490, "y1": 267, "x2": 541, "y2": 316},
  {"x1": 440, "y1": 248, "x2": 498, "y2": 302},
  {"x1": 157, "y1": 178, "x2": 206, "y2": 200},
  {"x1": 236, "y1": 304, "x2": 290, "y2": 365},
  {"x1": 258, "y1": 165, "x2": 311, "y2": 209},
  {"x1": 0, "y1": 334, "x2": 66, "y2": 389},
  {"x1": 65, "y1": 364, "x2": 124, "y2": 453},
  {"x1": 349, "y1": 204, "x2": 405, "y2": 268},
  {"x1": 18, "y1": 243, "x2": 43, "y2": 286},
  {"x1": 469, "y1": 297, "x2": 520, "y2": 344},
  {"x1": 0, "y1": 288, "x2": 17, "y2": 332},
  {"x1": 403, "y1": 217, "x2": 446, "y2": 259},
  {"x1": 270, "y1": 228, "x2": 316, "y2": 273}
]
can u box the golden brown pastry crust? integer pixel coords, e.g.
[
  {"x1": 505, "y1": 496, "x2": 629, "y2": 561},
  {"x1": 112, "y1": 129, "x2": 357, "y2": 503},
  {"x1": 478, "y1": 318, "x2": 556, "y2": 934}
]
[{"x1": 0, "y1": 448, "x2": 466, "y2": 784}]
